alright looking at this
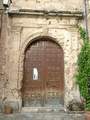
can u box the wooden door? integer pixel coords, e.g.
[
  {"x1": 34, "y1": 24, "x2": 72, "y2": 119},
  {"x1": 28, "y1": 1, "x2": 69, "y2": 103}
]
[{"x1": 22, "y1": 38, "x2": 64, "y2": 107}]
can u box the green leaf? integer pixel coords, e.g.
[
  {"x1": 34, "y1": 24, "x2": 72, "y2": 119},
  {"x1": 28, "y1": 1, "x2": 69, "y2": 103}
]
[{"x1": 76, "y1": 26, "x2": 90, "y2": 110}]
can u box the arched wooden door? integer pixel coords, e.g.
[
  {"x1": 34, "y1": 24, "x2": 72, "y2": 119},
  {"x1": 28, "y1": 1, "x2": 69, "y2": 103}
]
[{"x1": 22, "y1": 38, "x2": 64, "y2": 107}]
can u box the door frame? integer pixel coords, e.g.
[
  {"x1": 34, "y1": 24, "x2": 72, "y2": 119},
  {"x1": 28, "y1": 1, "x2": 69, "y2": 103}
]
[{"x1": 21, "y1": 36, "x2": 64, "y2": 108}]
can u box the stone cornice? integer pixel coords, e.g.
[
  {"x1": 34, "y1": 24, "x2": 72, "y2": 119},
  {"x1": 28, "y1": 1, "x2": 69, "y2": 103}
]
[{"x1": 8, "y1": 9, "x2": 83, "y2": 19}]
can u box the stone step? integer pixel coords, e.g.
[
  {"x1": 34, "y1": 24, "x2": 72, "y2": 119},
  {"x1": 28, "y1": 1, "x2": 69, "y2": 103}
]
[
  {"x1": 0, "y1": 112, "x2": 85, "y2": 120},
  {"x1": 21, "y1": 106, "x2": 65, "y2": 112}
]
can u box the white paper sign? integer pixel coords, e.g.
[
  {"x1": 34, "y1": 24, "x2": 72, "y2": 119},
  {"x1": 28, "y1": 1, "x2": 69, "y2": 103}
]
[
  {"x1": 3, "y1": 0, "x2": 10, "y2": 5},
  {"x1": 33, "y1": 68, "x2": 38, "y2": 80}
]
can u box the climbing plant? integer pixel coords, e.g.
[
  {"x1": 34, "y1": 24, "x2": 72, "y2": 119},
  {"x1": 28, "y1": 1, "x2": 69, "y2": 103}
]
[{"x1": 76, "y1": 26, "x2": 90, "y2": 110}]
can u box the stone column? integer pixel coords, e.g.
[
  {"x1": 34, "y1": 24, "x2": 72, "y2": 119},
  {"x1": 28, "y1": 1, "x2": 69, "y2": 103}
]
[
  {"x1": 4, "y1": 26, "x2": 22, "y2": 113},
  {"x1": 64, "y1": 27, "x2": 81, "y2": 110}
]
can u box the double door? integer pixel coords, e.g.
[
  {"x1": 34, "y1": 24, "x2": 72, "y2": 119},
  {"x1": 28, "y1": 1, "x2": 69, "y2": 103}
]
[{"x1": 22, "y1": 39, "x2": 64, "y2": 107}]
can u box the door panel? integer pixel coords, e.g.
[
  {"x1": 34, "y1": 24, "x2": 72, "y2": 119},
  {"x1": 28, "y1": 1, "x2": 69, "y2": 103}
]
[
  {"x1": 22, "y1": 39, "x2": 64, "y2": 107},
  {"x1": 22, "y1": 41, "x2": 44, "y2": 107},
  {"x1": 44, "y1": 41, "x2": 64, "y2": 106}
]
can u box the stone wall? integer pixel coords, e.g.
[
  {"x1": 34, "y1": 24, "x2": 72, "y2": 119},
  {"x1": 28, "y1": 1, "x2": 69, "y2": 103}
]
[
  {"x1": 0, "y1": 11, "x2": 9, "y2": 112},
  {"x1": 11, "y1": 0, "x2": 83, "y2": 11},
  {"x1": 0, "y1": 13, "x2": 82, "y2": 112},
  {"x1": 88, "y1": 15, "x2": 90, "y2": 38},
  {"x1": 0, "y1": 0, "x2": 84, "y2": 113},
  {"x1": 88, "y1": 0, "x2": 90, "y2": 38}
]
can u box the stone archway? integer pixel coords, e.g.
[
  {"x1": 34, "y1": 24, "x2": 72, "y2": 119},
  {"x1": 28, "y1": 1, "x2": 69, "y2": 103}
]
[{"x1": 21, "y1": 36, "x2": 64, "y2": 107}]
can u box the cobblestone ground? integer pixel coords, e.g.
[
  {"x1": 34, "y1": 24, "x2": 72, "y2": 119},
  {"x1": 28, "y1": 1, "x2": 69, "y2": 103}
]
[{"x1": 0, "y1": 112, "x2": 85, "y2": 120}]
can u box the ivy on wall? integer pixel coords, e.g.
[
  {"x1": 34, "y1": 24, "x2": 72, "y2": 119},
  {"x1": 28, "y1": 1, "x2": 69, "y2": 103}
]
[{"x1": 76, "y1": 27, "x2": 90, "y2": 110}]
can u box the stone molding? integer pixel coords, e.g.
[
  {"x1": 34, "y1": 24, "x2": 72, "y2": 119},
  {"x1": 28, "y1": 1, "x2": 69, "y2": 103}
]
[
  {"x1": 8, "y1": 9, "x2": 83, "y2": 19},
  {"x1": 18, "y1": 32, "x2": 63, "y2": 89}
]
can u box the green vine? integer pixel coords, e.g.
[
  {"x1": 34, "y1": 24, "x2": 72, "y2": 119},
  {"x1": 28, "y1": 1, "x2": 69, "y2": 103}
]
[{"x1": 76, "y1": 26, "x2": 90, "y2": 110}]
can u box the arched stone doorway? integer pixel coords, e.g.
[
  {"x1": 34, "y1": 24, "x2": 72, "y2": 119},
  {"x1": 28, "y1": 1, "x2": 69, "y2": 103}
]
[{"x1": 21, "y1": 37, "x2": 64, "y2": 107}]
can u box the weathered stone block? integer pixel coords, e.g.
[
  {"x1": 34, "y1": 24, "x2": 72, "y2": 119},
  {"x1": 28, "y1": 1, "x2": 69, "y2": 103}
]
[
  {"x1": 67, "y1": 99, "x2": 85, "y2": 111},
  {"x1": 3, "y1": 101, "x2": 19, "y2": 113}
]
